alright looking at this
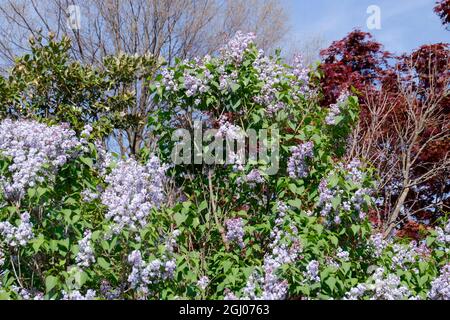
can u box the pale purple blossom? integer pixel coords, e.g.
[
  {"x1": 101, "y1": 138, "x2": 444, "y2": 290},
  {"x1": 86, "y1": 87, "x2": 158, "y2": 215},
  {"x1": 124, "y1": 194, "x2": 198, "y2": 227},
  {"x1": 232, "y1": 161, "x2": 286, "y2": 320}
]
[
  {"x1": 62, "y1": 289, "x2": 96, "y2": 300},
  {"x1": 325, "y1": 91, "x2": 350, "y2": 125},
  {"x1": 287, "y1": 141, "x2": 314, "y2": 179},
  {"x1": 0, "y1": 119, "x2": 81, "y2": 201},
  {"x1": 101, "y1": 155, "x2": 167, "y2": 233},
  {"x1": 225, "y1": 218, "x2": 245, "y2": 248},
  {"x1": 428, "y1": 264, "x2": 450, "y2": 300},
  {"x1": 76, "y1": 230, "x2": 95, "y2": 268},
  {"x1": 197, "y1": 276, "x2": 210, "y2": 290},
  {"x1": 0, "y1": 212, "x2": 34, "y2": 247},
  {"x1": 220, "y1": 31, "x2": 256, "y2": 64},
  {"x1": 304, "y1": 260, "x2": 320, "y2": 283}
]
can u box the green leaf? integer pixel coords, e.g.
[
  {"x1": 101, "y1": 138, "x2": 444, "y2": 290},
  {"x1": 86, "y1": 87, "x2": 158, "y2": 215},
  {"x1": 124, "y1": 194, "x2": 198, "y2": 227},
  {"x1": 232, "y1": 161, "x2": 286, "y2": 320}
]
[
  {"x1": 223, "y1": 260, "x2": 232, "y2": 273},
  {"x1": 329, "y1": 235, "x2": 338, "y2": 247},
  {"x1": 45, "y1": 276, "x2": 59, "y2": 292},
  {"x1": 98, "y1": 257, "x2": 110, "y2": 269},
  {"x1": 341, "y1": 262, "x2": 351, "y2": 276},
  {"x1": 174, "y1": 211, "x2": 187, "y2": 226},
  {"x1": 80, "y1": 156, "x2": 93, "y2": 168},
  {"x1": 351, "y1": 225, "x2": 360, "y2": 236},
  {"x1": 288, "y1": 199, "x2": 302, "y2": 209},
  {"x1": 325, "y1": 277, "x2": 336, "y2": 291},
  {"x1": 230, "y1": 83, "x2": 240, "y2": 92},
  {"x1": 198, "y1": 200, "x2": 208, "y2": 212}
]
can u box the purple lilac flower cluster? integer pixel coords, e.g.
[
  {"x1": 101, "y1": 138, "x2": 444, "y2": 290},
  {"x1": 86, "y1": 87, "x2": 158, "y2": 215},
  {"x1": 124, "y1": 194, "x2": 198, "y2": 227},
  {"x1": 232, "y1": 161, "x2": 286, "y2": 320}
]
[
  {"x1": 325, "y1": 91, "x2": 350, "y2": 125},
  {"x1": 160, "y1": 67, "x2": 178, "y2": 92},
  {"x1": 94, "y1": 140, "x2": 113, "y2": 176},
  {"x1": 287, "y1": 141, "x2": 314, "y2": 179},
  {"x1": 428, "y1": 264, "x2": 450, "y2": 300},
  {"x1": 0, "y1": 248, "x2": 4, "y2": 266},
  {"x1": 326, "y1": 247, "x2": 349, "y2": 268},
  {"x1": 127, "y1": 249, "x2": 177, "y2": 298},
  {"x1": 81, "y1": 188, "x2": 99, "y2": 202},
  {"x1": 245, "y1": 169, "x2": 265, "y2": 185},
  {"x1": 0, "y1": 119, "x2": 81, "y2": 201},
  {"x1": 62, "y1": 289, "x2": 96, "y2": 300},
  {"x1": 79, "y1": 124, "x2": 93, "y2": 146},
  {"x1": 369, "y1": 233, "x2": 390, "y2": 258},
  {"x1": 435, "y1": 220, "x2": 450, "y2": 254},
  {"x1": 220, "y1": 31, "x2": 256, "y2": 65},
  {"x1": 291, "y1": 54, "x2": 310, "y2": 96},
  {"x1": 304, "y1": 260, "x2": 320, "y2": 283},
  {"x1": 215, "y1": 115, "x2": 245, "y2": 140},
  {"x1": 0, "y1": 212, "x2": 34, "y2": 247},
  {"x1": 225, "y1": 218, "x2": 245, "y2": 248},
  {"x1": 11, "y1": 286, "x2": 44, "y2": 300},
  {"x1": 76, "y1": 230, "x2": 96, "y2": 268},
  {"x1": 316, "y1": 160, "x2": 371, "y2": 224},
  {"x1": 344, "y1": 267, "x2": 416, "y2": 300},
  {"x1": 225, "y1": 202, "x2": 301, "y2": 300},
  {"x1": 100, "y1": 280, "x2": 121, "y2": 300},
  {"x1": 391, "y1": 243, "x2": 420, "y2": 270},
  {"x1": 252, "y1": 50, "x2": 285, "y2": 114},
  {"x1": 101, "y1": 155, "x2": 167, "y2": 233},
  {"x1": 183, "y1": 70, "x2": 209, "y2": 98},
  {"x1": 252, "y1": 51, "x2": 310, "y2": 115},
  {"x1": 197, "y1": 276, "x2": 210, "y2": 290}
]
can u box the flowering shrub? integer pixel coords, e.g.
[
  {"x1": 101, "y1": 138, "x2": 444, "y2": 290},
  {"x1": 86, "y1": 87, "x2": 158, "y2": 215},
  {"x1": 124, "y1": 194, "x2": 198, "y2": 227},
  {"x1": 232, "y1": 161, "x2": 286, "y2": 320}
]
[{"x1": 0, "y1": 32, "x2": 448, "y2": 300}]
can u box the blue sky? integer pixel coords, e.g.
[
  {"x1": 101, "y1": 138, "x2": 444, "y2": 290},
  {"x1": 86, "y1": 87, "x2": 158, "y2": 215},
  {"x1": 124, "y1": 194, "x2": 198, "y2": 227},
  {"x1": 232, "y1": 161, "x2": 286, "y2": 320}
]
[{"x1": 282, "y1": 0, "x2": 449, "y2": 54}]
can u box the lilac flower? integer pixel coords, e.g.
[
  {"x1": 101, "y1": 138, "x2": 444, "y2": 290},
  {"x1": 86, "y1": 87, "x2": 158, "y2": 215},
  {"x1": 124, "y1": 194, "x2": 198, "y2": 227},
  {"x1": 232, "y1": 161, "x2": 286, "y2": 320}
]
[
  {"x1": 346, "y1": 159, "x2": 364, "y2": 183},
  {"x1": 291, "y1": 54, "x2": 310, "y2": 95},
  {"x1": 345, "y1": 267, "x2": 415, "y2": 300},
  {"x1": 197, "y1": 276, "x2": 210, "y2": 290},
  {"x1": 183, "y1": 70, "x2": 208, "y2": 97},
  {"x1": 391, "y1": 243, "x2": 418, "y2": 270},
  {"x1": 100, "y1": 280, "x2": 121, "y2": 300},
  {"x1": 369, "y1": 233, "x2": 389, "y2": 258},
  {"x1": 94, "y1": 140, "x2": 113, "y2": 176},
  {"x1": 325, "y1": 90, "x2": 350, "y2": 125},
  {"x1": 127, "y1": 248, "x2": 177, "y2": 297},
  {"x1": 287, "y1": 141, "x2": 314, "y2": 179},
  {"x1": 0, "y1": 119, "x2": 81, "y2": 201},
  {"x1": 344, "y1": 284, "x2": 368, "y2": 300},
  {"x1": 304, "y1": 260, "x2": 320, "y2": 283},
  {"x1": 317, "y1": 178, "x2": 335, "y2": 217},
  {"x1": 220, "y1": 31, "x2": 256, "y2": 64},
  {"x1": 428, "y1": 264, "x2": 450, "y2": 300},
  {"x1": 0, "y1": 248, "x2": 4, "y2": 266},
  {"x1": 160, "y1": 67, "x2": 178, "y2": 92},
  {"x1": 76, "y1": 230, "x2": 95, "y2": 268},
  {"x1": 101, "y1": 155, "x2": 167, "y2": 233},
  {"x1": 246, "y1": 169, "x2": 265, "y2": 184},
  {"x1": 325, "y1": 103, "x2": 341, "y2": 125},
  {"x1": 225, "y1": 218, "x2": 245, "y2": 248},
  {"x1": 435, "y1": 221, "x2": 450, "y2": 254},
  {"x1": 215, "y1": 116, "x2": 245, "y2": 140},
  {"x1": 81, "y1": 189, "x2": 99, "y2": 202},
  {"x1": 62, "y1": 289, "x2": 96, "y2": 300},
  {"x1": 11, "y1": 286, "x2": 44, "y2": 300},
  {"x1": 224, "y1": 202, "x2": 301, "y2": 300},
  {"x1": 336, "y1": 248, "x2": 350, "y2": 261},
  {"x1": 0, "y1": 212, "x2": 34, "y2": 247},
  {"x1": 80, "y1": 124, "x2": 93, "y2": 145}
]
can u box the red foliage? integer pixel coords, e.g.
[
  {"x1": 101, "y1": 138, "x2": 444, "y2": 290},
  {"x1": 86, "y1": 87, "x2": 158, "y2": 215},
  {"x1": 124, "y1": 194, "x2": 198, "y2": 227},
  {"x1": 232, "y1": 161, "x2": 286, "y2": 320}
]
[
  {"x1": 319, "y1": 30, "x2": 391, "y2": 105},
  {"x1": 395, "y1": 221, "x2": 429, "y2": 241},
  {"x1": 434, "y1": 0, "x2": 450, "y2": 29}
]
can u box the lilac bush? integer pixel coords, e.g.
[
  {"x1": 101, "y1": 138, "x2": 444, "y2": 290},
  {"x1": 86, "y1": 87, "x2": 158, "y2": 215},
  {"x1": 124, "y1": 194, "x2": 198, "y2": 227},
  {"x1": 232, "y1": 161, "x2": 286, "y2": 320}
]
[
  {"x1": 0, "y1": 32, "x2": 448, "y2": 301},
  {"x1": 0, "y1": 119, "x2": 81, "y2": 201},
  {"x1": 101, "y1": 156, "x2": 167, "y2": 233}
]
